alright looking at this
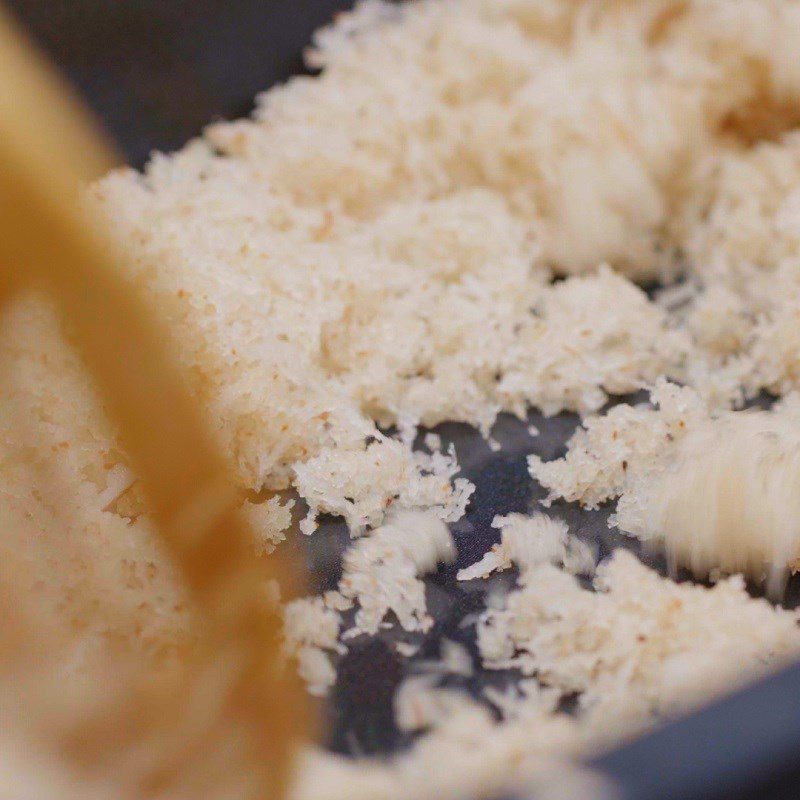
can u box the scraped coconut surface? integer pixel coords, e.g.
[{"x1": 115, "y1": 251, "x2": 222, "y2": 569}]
[{"x1": 7, "y1": 1, "x2": 800, "y2": 798}]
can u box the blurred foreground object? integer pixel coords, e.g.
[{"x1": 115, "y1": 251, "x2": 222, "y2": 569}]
[{"x1": 0, "y1": 6, "x2": 309, "y2": 798}]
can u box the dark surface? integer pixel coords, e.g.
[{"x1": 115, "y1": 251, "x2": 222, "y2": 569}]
[
  {"x1": 593, "y1": 659, "x2": 800, "y2": 800},
  {"x1": 8, "y1": 0, "x2": 362, "y2": 167},
  {"x1": 11, "y1": 2, "x2": 800, "y2": 798}
]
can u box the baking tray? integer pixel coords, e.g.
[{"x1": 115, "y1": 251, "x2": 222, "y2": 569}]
[{"x1": 11, "y1": 1, "x2": 800, "y2": 797}]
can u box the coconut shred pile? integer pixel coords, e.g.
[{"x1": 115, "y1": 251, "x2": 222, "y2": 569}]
[{"x1": 8, "y1": 0, "x2": 800, "y2": 797}]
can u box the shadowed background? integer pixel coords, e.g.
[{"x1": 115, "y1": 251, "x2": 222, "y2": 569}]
[{"x1": 7, "y1": 1, "x2": 359, "y2": 166}]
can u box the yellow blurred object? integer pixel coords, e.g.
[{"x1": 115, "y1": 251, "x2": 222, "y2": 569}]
[{"x1": 0, "y1": 6, "x2": 309, "y2": 799}]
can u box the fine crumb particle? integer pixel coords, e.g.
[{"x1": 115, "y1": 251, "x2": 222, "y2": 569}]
[
  {"x1": 299, "y1": 509, "x2": 318, "y2": 537},
  {"x1": 242, "y1": 495, "x2": 295, "y2": 555},
  {"x1": 529, "y1": 379, "x2": 708, "y2": 509},
  {"x1": 283, "y1": 596, "x2": 344, "y2": 696},
  {"x1": 395, "y1": 641, "x2": 420, "y2": 658},
  {"x1": 394, "y1": 675, "x2": 476, "y2": 733},
  {"x1": 458, "y1": 513, "x2": 594, "y2": 581},
  {"x1": 423, "y1": 432, "x2": 442, "y2": 452},
  {"x1": 338, "y1": 510, "x2": 456, "y2": 636}
]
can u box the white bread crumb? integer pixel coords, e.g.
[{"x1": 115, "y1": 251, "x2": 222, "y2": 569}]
[
  {"x1": 458, "y1": 513, "x2": 594, "y2": 580},
  {"x1": 338, "y1": 510, "x2": 456, "y2": 636}
]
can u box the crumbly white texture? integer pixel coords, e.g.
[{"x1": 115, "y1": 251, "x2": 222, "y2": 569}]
[
  {"x1": 478, "y1": 549, "x2": 800, "y2": 721},
  {"x1": 291, "y1": 690, "x2": 583, "y2": 800},
  {"x1": 414, "y1": 638, "x2": 474, "y2": 677},
  {"x1": 338, "y1": 510, "x2": 456, "y2": 636},
  {"x1": 458, "y1": 512, "x2": 594, "y2": 580},
  {"x1": 15, "y1": 0, "x2": 800, "y2": 651},
  {"x1": 293, "y1": 547, "x2": 800, "y2": 800},
  {"x1": 394, "y1": 675, "x2": 476, "y2": 733},
  {"x1": 283, "y1": 596, "x2": 344, "y2": 696},
  {"x1": 349, "y1": 549, "x2": 800, "y2": 800},
  {"x1": 529, "y1": 379, "x2": 709, "y2": 509},
  {"x1": 242, "y1": 495, "x2": 296, "y2": 555},
  {"x1": 294, "y1": 439, "x2": 474, "y2": 533},
  {"x1": 532, "y1": 381, "x2": 800, "y2": 583},
  {"x1": 7, "y1": 0, "x2": 800, "y2": 798}
]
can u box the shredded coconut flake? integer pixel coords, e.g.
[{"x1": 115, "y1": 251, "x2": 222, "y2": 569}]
[
  {"x1": 338, "y1": 510, "x2": 456, "y2": 636},
  {"x1": 459, "y1": 513, "x2": 594, "y2": 580}
]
